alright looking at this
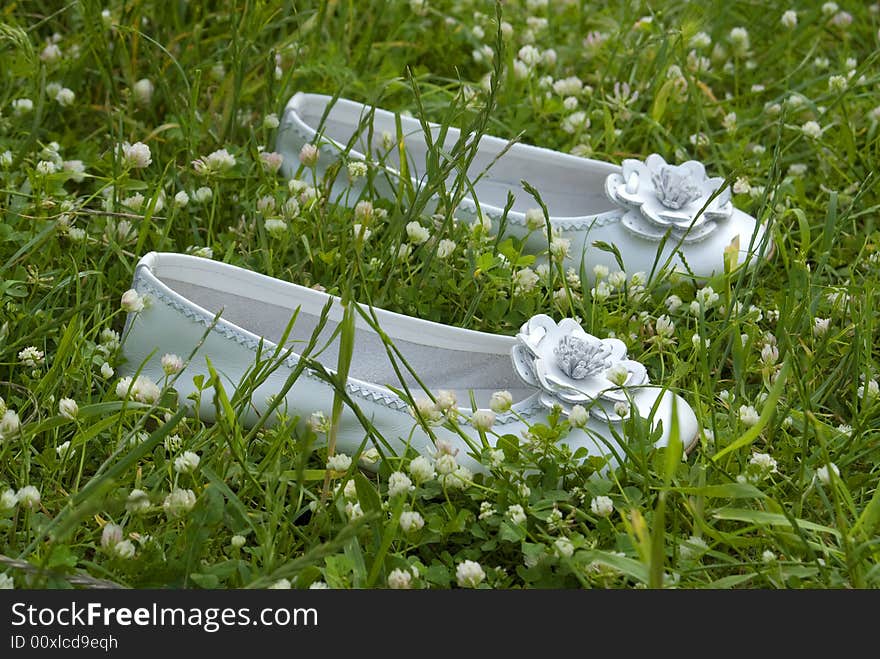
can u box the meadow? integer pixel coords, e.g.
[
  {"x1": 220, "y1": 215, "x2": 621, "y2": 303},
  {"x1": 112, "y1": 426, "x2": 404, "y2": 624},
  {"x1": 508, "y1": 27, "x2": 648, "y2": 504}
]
[{"x1": 0, "y1": 0, "x2": 878, "y2": 589}]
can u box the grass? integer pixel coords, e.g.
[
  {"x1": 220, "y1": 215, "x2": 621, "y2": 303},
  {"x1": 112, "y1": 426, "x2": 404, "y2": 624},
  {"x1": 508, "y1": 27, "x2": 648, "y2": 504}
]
[{"x1": 0, "y1": 0, "x2": 879, "y2": 589}]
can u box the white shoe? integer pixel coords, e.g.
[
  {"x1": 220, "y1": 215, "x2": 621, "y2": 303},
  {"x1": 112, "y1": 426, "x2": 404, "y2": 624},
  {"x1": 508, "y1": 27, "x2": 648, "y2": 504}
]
[
  {"x1": 276, "y1": 92, "x2": 772, "y2": 280},
  {"x1": 120, "y1": 252, "x2": 699, "y2": 474}
]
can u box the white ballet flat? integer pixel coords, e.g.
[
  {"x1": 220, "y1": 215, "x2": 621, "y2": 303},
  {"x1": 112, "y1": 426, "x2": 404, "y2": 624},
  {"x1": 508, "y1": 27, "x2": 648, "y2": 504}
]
[
  {"x1": 276, "y1": 92, "x2": 772, "y2": 280},
  {"x1": 120, "y1": 252, "x2": 699, "y2": 473}
]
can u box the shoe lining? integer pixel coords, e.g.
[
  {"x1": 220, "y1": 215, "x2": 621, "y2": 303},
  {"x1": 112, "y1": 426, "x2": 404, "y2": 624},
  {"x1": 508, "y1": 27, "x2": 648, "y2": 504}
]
[
  {"x1": 163, "y1": 278, "x2": 533, "y2": 408},
  {"x1": 300, "y1": 101, "x2": 619, "y2": 217}
]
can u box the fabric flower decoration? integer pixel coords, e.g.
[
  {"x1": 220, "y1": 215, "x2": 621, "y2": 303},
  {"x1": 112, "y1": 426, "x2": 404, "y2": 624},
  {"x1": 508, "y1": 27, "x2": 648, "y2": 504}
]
[
  {"x1": 510, "y1": 315, "x2": 649, "y2": 421},
  {"x1": 604, "y1": 154, "x2": 732, "y2": 242}
]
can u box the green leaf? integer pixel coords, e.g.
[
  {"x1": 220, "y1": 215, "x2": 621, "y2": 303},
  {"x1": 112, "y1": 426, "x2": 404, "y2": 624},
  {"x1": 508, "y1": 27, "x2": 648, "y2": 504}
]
[
  {"x1": 712, "y1": 508, "x2": 841, "y2": 537},
  {"x1": 354, "y1": 472, "x2": 381, "y2": 513},
  {"x1": 651, "y1": 78, "x2": 675, "y2": 123},
  {"x1": 672, "y1": 483, "x2": 767, "y2": 499},
  {"x1": 713, "y1": 359, "x2": 791, "y2": 461},
  {"x1": 189, "y1": 572, "x2": 220, "y2": 589}
]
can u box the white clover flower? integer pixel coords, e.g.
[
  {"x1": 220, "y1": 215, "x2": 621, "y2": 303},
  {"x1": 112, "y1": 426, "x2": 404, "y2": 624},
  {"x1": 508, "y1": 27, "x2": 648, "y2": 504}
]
[
  {"x1": 327, "y1": 453, "x2": 352, "y2": 473},
  {"x1": 0, "y1": 489, "x2": 19, "y2": 510},
  {"x1": 561, "y1": 111, "x2": 589, "y2": 134},
  {"x1": 120, "y1": 289, "x2": 144, "y2": 313},
  {"x1": 345, "y1": 501, "x2": 363, "y2": 520},
  {"x1": 821, "y1": 2, "x2": 838, "y2": 15},
  {"x1": 590, "y1": 495, "x2": 614, "y2": 518},
  {"x1": 801, "y1": 121, "x2": 823, "y2": 139},
  {"x1": 55, "y1": 87, "x2": 75, "y2": 106},
  {"x1": 828, "y1": 75, "x2": 847, "y2": 92},
  {"x1": 455, "y1": 560, "x2": 486, "y2": 588},
  {"x1": 260, "y1": 151, "x2": 284, "y2": 173},
  {"x1": 507, "y1": 504, "x2": 527, "y2": 525},
  {"x1": 749, "y1": 452, "x2": 778, "y2": 473},
  {"x1": 692, "y1": 334, "x2": 710, "y2": 349},
  {"x1": 655, "y1": 314, "x2": 675, "y2": 338},
  {"x1": 781, "y1": 10, "x2": 798, "y2": 28},
  {"x1": 41, "y1": 42, "x2": 62, "y2": 62},
  {"x1": 119, "y1": 141, "x2": 152, "y2": 168},
  {"x1": 387, "y1": 471, "x2": 413, "y2": 498},
  {"x1": 174, "y1": 451, "x2": 201, "y2": 474},
  {"x1": 298, "y1": 143, "x2": 319, "y2": 166},
  {"x1": 126, "y1": 489, "x2": 151, "y2": 514},
  {"x1": 161, "y1": 353, "x2": 183, "y2": 375},
  {"x1": 0, "y1": 410, "x2": 21, "y2": 441},
  {"x1": 591, "y1": 281, "x2": 611, "y2": 301},
  {"x1": 524, "y1": 208, "x2": 545, "y2": 231},
  {"x1": 479, "y1": 501, "x2": 496, "y2": 520},
  {"x1": 61, "y1": 159, "x2": 86, "y2": 182},
  {"x1": 58, "y1": 397, "x2": 78, "y2": 420},
  {"x1": 351, "y1": 224, "x2": 371, "y2": 242},
  {"x1": 17, "y1": 485, "x2": 41, "y2": 510},
  {"x1": 408, "y1": 456, "x2": 435, "y2": 484},
  {"x1": 549, "y1": 236, "x2": 571, "y2": 261},
  {"x1": 399, "y1": 510, "x2": 425, "y2": 533},
  {"x1": 132, "y1": 78, "x2": 154, "y2": 106},
  {"x1": 346, "y1": 160, "x2": 367, "y2": 180},
  {"x1": 411, "y1": 397, "x2": 442, "y2": 425},
  {"x1": 268, "y1": 578, "x2": 291, "y2": 589},
  {"x1": 194, "y1": 186, "x2": 213, "y2": 203},
  {"x1": 112, "y1": 540, "x2": 136, "y2": 559},
  {"x1": 163, "y1": 488, "x2": 197, "y2": 518},
  {"x1": 817, "y1": 463, "x2": 840, "y2": 485},
  {"x1": 489, "y1": 390, "x2": 513, "y2": 413},
  {"x1": 434, "y1": 453, "x2": 458, "y2": 478},
  {"x1": 230, "y1": 534, "x2": 247, "y2": 549},
  {"x1": 471, "y1": 409, "x2": 496, "y2": 431},
  {"x1": 857, "y1": 379, "x2": 879, "y2": 401},
  {"x1": 436, "y1": 239, "x2": 456, "y2": 259},
  {"x1": 739, "y1": 405, "x2": 760, "y2": 427},
  {"x1": 517, "y1": 44, "x2": 541, "y2": 66},
  {"x1": 728, "y1": 26, "x2": 750, "y2": 53},
  {"x1": 100, "y1": 362, "x2": 114, "y2": 379},
  {"x1": 665, "y1": 294, "x2": 683, "y2": 313},
  {"x1": 405, "y1": 221, "x2": 430, "y2": 245},
  {"x1": 760, "y1": 344, "x2": 779, "y2": 366},
  {"x1": 264, "y1": 218, "x2": 287, "y2": 238},
  {"x1": 121, "y1": 192, "x2": 145, "y2": 211},
  {"x1": 18, "y1": 346, "x2": 45, "y2": 367},
  {"x1": 605, "y1": 363, "x2": 629, "y2": 387},
  {"x1": 568, "y1": 404, "x2": 589, "y2": 429},
  {"x1": 813, "y1": 317, "x2": 830, "y2": 337},
  {"x1": 830, "y1": 11, "x2": 851, "y2": 27},
  {"x1": 761, "y1": 549, "x2": 777, "y2": 563},
  {"x1": 12, "y1": 98, "x2": 33, "y2": 115},
  {"x1": 690, "y1": 31, "x2": 711, "y2": 49},
  {"x1": 695, "y1": 286, "x2": 720, "y2": 308},
  {"x1": 554, "y1": 537, "x2": 574, "y2": 558},
  {"x1": 387, "y1": 568, "x2": 412, "y2": 589},
  {"x1": 553, "y1": 76, "x2": 583, "y2": 96},
  {"x1": 679, "y1": 535, "x2": 709, "y2": 560},
  {"x1": 192, "y1": 148, "x2": 236, "y2": 175},
  {"x1": 115, "y1": 375, "x2": 161, "y2": 404},
  {"x1": 308, "y1": 580, "x2": 329, "y2": 589},
  {"x1": 434, "y1": 390, "x2": 457, "y2": 413},
  {"x1": 101, "y1": 523, "x2": 124, "y2": 549},
  {"x1": 513, "y1": 268, "x2": 539, "y2": 295}
]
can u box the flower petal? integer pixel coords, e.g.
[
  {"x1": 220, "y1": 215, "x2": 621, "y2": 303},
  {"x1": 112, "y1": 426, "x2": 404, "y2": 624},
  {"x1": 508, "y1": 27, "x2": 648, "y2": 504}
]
[
  {"x1": 602, "y1": 338, "x2": 628, "y2": 362},
  {"x1": 510, "y1": 344, "x2": 539, "y2": 387}
]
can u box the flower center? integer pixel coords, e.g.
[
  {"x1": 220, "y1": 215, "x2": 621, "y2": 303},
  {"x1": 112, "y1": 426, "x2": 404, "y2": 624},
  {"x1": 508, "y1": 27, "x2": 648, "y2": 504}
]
[
  {"x1": 651, "y1": 165, "x2": 702, "y2": 209},
  {"x1": 554, "y1": 335, "x2": 611, "y2": 379}
]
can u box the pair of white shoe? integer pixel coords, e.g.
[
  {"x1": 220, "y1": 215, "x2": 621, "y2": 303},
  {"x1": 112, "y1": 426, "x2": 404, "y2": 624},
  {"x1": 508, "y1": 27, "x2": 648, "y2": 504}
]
[{"x1": 121, "y1": 92, "x2": 773, "y2": 473}]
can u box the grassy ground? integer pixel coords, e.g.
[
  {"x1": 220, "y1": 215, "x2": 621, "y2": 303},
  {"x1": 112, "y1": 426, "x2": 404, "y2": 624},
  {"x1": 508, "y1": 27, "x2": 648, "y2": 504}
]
[{"x1": 0, "y1": 0, "x2": 878, "y2": 589}]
